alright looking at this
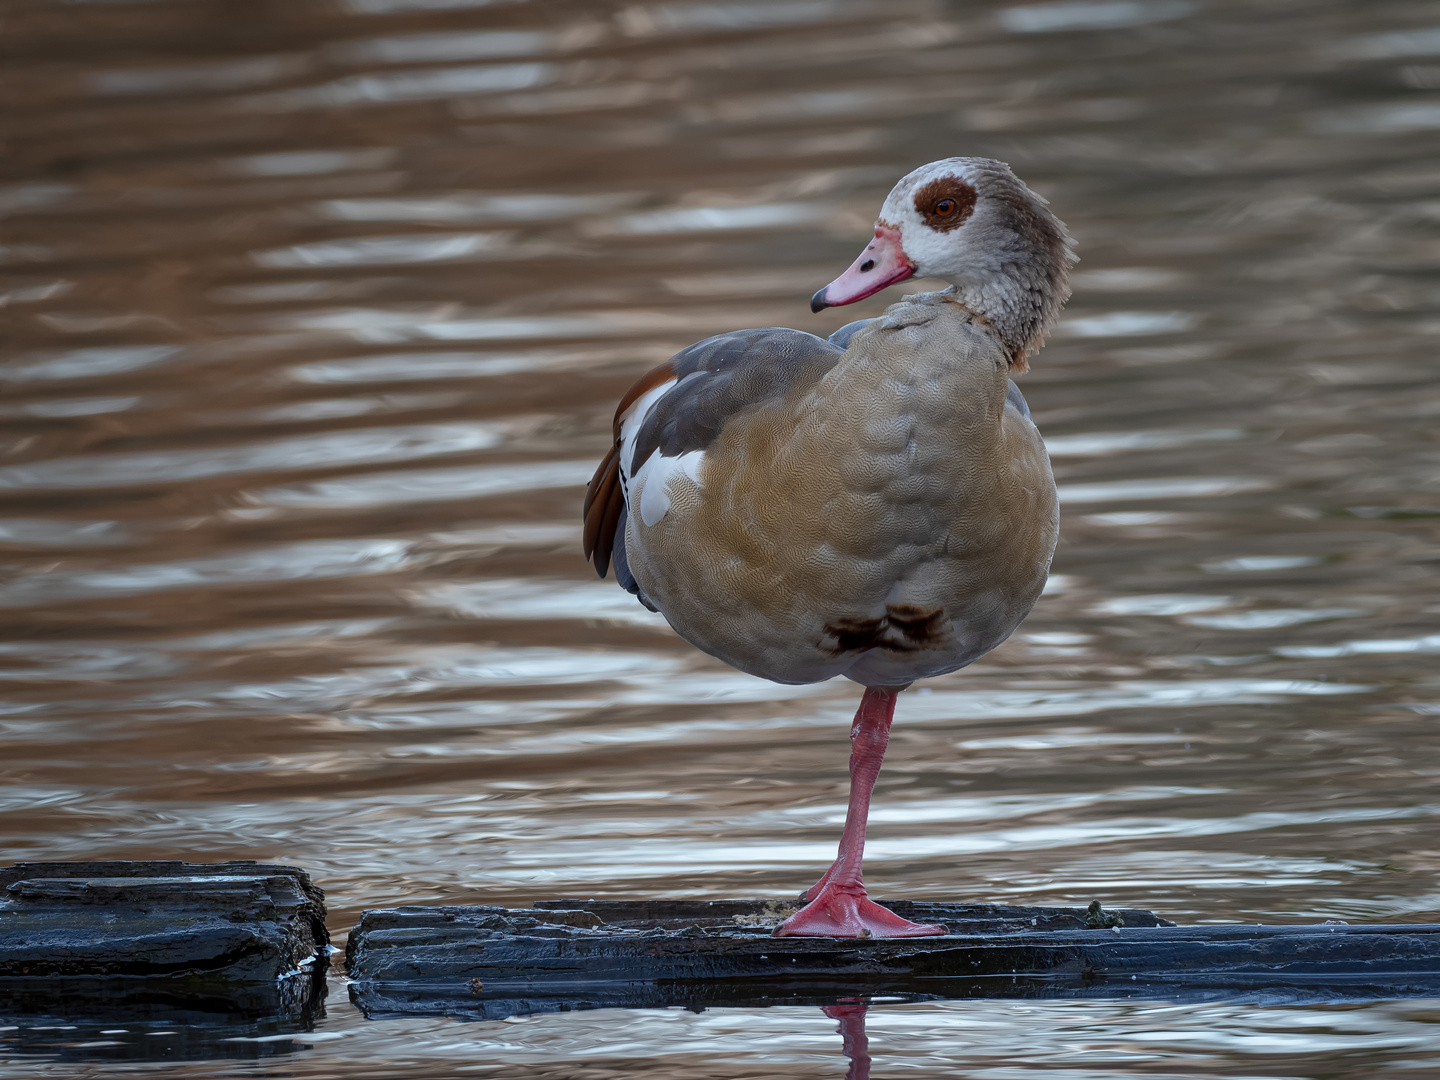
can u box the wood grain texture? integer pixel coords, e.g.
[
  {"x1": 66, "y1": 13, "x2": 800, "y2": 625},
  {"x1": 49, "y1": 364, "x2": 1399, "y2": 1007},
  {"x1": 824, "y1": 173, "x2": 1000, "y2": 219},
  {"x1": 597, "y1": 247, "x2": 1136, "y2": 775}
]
[{"x1": 346, "y1": 898, "x2": 1440, "y2": 1022}]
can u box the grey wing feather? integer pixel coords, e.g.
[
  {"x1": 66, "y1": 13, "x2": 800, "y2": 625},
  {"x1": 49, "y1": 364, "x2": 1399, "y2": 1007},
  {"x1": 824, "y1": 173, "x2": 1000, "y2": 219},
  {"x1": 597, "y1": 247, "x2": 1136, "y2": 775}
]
[
  {"x1": 827, "y1": 318, "x2": 875, "y2": 349},
  {"x1": 610, "y1": 504, "x2": 658, "y2": 611},
  {"x1": 631, "y1": 327, "x2": 842, "y2": 468},
  {"x1": 1005, "y1": 380, "x2": 1030, "y2": 419},
  {"x1": 606, "y1": 327, "x2": 840, "y2": 613}
]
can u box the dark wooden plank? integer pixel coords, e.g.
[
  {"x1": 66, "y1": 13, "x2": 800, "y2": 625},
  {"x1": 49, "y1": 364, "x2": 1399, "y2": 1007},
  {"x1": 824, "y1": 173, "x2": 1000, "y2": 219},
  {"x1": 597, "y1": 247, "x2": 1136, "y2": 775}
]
[
  {"x1": 0, "y1": 861, "x2": 329, "y2": 1022},
  {"x1": 345, "y1": 900, "x2": 1440, "y2": 1020},
  {"x1": 530, "y1": 897, "x2": 1173, "y2": 931}
]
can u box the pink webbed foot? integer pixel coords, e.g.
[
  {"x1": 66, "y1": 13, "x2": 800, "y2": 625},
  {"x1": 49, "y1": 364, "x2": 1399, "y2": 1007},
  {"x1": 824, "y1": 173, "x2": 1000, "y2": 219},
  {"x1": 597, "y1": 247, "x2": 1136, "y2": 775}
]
[{"x1": 775, "y1": 884, "x2": 947, "y2": 938}]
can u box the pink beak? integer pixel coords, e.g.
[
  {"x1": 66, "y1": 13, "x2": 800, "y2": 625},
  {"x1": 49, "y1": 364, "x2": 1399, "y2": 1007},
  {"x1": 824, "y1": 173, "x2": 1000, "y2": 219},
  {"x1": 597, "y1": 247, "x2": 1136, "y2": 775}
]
[{"x1": 810, "y1": 225, "x2": 915, "y2": 312}]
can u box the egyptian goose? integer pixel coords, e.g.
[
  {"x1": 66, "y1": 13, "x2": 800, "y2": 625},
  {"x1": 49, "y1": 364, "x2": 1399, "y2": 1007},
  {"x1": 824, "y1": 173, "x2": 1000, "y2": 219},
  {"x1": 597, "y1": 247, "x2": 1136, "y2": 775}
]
[{"x1": 583, "y1": 158, "x2": 1073, "y2": 937}]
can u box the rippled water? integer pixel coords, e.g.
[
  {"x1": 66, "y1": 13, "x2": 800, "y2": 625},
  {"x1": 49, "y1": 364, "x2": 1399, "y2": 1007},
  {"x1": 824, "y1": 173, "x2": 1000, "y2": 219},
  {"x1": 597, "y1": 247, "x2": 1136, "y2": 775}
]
[{"x1": 5, "y1": 0, "x2": 1440, "y2": 1073}]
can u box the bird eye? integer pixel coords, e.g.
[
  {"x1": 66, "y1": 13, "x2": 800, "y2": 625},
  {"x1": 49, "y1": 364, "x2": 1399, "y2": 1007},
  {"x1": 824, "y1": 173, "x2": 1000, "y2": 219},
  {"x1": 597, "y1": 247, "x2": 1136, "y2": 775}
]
[{"x1": 914, "y1": 177, "x2": 976, "y2": 230}]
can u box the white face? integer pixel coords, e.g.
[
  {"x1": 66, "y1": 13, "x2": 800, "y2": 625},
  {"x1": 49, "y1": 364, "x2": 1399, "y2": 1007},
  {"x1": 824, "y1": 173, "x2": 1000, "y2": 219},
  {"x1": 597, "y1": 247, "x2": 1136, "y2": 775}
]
[
  {"x1": 813, "y1": 155, "x2": 1069, "y2": 341},
  {"x1": 876, "y1": 158, "x2": 1017, "y2": 289}
]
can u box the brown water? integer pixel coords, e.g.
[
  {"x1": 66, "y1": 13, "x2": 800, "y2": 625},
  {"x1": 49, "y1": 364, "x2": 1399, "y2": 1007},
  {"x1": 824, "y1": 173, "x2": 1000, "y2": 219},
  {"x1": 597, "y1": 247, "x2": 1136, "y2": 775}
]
[{"x1": 5, "y1": 0, "x2": 1440, "y2": 1073}]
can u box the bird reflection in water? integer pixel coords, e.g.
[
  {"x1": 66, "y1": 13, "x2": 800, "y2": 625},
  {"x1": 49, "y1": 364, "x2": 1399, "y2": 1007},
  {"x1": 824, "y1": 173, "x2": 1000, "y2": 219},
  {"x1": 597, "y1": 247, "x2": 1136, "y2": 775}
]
[{"x1": 821, "y1": 1000, "x2": 872, "y2": 1080}]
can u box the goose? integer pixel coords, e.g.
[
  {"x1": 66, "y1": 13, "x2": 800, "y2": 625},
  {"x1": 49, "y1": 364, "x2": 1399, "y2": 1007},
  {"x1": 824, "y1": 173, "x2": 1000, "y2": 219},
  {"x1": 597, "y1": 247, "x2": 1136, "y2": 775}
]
[{"x1": 583, "y1": 157, "x2": 1073, "y2": 937}]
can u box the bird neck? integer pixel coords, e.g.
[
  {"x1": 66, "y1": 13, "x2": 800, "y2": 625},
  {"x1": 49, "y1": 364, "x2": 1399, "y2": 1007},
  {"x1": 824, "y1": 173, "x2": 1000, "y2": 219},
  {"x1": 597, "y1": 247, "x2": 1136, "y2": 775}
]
[{"x1": 947, "y1": 258, "x2": 1069, "y2": 374}]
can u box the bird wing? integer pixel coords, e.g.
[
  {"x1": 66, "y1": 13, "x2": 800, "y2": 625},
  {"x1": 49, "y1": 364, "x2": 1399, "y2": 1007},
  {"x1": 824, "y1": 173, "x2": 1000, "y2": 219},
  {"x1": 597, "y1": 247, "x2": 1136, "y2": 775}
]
[
  {"x1": 581, "y1": 361, "x2": 674, "y2": 581},
  {"x1": 1005, "y1": 379, "x2": 1031, "y2": 419},
  {"x1": 583, "y1": 327, "x2": 843, "y2": 594},
  {"x1": 826, "y1": 317, "x2": 875, "y2": 349}
]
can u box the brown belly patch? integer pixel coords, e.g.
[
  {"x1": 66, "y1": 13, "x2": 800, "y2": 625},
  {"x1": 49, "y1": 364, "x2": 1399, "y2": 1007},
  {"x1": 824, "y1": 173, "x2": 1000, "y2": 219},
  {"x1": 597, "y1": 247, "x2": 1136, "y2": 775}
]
[{"x1": 821, "y1": 604, "x2": 949, "y2": 656}]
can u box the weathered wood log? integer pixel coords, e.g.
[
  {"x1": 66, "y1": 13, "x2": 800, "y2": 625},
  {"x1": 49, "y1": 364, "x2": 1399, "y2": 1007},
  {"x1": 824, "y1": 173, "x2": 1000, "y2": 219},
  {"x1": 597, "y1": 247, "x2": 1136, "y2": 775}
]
[
  {"x1": 345, "y1": 898, "x2": 1440, "y2": 1020},
  {"x1": 0, "y1": 861, "x2": 329, "y2": 1023}
]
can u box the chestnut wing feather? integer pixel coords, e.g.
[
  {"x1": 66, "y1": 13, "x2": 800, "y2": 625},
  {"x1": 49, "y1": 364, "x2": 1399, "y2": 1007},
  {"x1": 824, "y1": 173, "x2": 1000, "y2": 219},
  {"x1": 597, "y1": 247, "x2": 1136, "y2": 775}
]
[
  {"x1": 582, "y1": 442, "x2": 621, "y2": 573},
  {"x1": 582, "y1": 358, "x2": 677, "y2": 577}
]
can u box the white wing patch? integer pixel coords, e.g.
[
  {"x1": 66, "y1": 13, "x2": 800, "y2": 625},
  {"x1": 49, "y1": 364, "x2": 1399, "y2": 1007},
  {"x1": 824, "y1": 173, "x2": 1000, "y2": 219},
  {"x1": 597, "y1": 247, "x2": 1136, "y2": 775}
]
[
  {"x1": 636, "y1": 450, "x2": 706, "y2": 526},
  {"x1": 616, "y1": 375, "x2": 706, "y2": 527},
  {"x1": 618, "y1": 379, "x2": 675, "y2": 481}
]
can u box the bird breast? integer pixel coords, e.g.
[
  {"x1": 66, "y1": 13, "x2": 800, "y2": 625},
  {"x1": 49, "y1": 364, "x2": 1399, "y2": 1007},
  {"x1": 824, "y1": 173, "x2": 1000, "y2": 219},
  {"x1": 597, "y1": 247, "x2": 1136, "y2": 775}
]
[{"x1": 627, "y1": 292, "x2": 1058, "y2": 686}]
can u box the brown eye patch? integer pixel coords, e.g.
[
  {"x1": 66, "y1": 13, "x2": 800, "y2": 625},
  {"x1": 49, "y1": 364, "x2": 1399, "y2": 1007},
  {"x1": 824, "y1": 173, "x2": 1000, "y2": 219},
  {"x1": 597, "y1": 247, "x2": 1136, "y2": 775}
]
[{"x1": 914, "y1": 175, "x2": 977, "y2": 231}]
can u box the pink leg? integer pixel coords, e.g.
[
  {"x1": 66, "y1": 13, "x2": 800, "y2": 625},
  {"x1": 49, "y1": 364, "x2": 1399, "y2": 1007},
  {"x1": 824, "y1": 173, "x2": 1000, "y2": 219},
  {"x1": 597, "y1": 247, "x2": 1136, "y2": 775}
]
[
  {"x1": 776, "y1": 688, "x2": 946, "y2": 938},
  {"x1": 803, "y1": 858, "x2": 838, "y2": 901}
]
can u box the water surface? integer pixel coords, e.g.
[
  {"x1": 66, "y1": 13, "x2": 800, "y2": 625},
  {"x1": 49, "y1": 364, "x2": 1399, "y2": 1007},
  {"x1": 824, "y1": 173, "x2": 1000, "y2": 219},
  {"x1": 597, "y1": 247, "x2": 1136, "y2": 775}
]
[{"x1": 4, "y1": 0, "x2": 1440, "y2": 1073}]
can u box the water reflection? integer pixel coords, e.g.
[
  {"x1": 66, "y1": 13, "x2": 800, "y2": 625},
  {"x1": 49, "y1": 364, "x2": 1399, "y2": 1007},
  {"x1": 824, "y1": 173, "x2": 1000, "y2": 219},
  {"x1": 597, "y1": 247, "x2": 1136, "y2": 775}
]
[
  {"x1": 1, "y1": 346, "x2": 181, "y2": 383},
  {"x1": 0, "y1": 423, "x2": 507, "y2": 490},
  {"x1": 253, "y1": 232, "x2": 515, "y2": 268},
  {"x1": 999, "y1": 2, "x2": 1195, "y2": 34},
  {"x1": 226, "y1": 149, "x2": 400, "y2": 177},
  {"x1": 315, "y1": 191, "x2": 642, "y2": 222},
  {"x1": 329, "y1": 29, "x2": 575, "y2": 66},
  {"x1": 236, "y1": 62, "x2": 557, "y2": 110},
  {"x1": 822, "y1": 1002, "x2": 870, "y2": 1080},
  {"x1": 20, "y1": 990, "x2": 1440, "y2": 1075},
  {"x1": 5, "y1": 0, "x2": 1440, "y2": 1073},
  {"x1": 249, "y1": 458, "x2": 592, "y2": 508}
]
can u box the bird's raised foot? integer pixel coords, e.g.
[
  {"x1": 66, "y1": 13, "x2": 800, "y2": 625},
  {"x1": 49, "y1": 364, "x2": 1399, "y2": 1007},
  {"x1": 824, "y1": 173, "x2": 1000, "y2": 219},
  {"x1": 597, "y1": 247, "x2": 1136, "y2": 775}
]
[{"x1": 774, "y1": 885, "x2": 947, "y2": 938}]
